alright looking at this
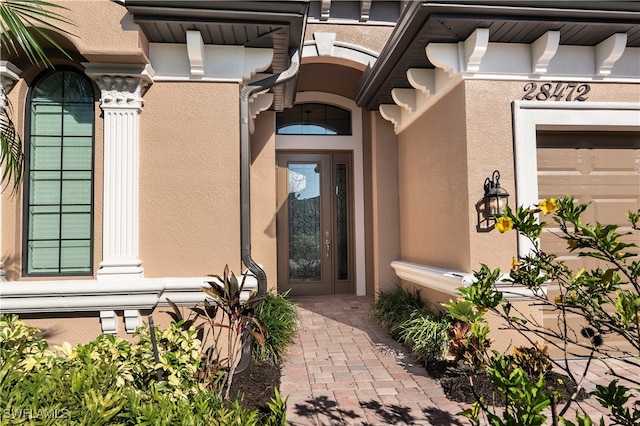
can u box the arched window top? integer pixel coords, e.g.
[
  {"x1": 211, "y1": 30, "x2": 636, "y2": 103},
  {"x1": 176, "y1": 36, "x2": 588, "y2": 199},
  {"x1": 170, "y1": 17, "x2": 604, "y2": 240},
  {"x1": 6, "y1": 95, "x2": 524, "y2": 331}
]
[
  {"x1": 277, "y1": 103, "x2": 351, "y2": 135},
  {"x1": 31, "y1": 69, "x2": 94, "y2": 104}
]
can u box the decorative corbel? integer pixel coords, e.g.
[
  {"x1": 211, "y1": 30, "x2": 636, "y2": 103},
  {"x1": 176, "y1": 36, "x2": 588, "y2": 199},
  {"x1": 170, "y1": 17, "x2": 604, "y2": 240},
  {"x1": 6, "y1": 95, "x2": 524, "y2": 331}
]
[
  {"x1": 124, "y1": 310, "x2": 141, "y2": 333},
  {"x1": 595, "y1": 33, "x2": 627, "y2": 76},
  {"x1": 379, "y1": 104, "x2": 401, "y2": 129},
  {"x1": 0, "y1": 61, "x2": 22, "y2": 94},
  {"x1": 531, "y1": 31, "x2": 560, "y2": 74},
  {"x1": 406, "y1": 68, "x2": 434, "y2": 96},
  {"x1": 425, "y1": 43, "x2": 460, "y2": 76},
  {"x1": 100, "y1": 310, "x2": 118, "y2": 334},
  {"x1": 360, "y1": 0, "x2": 372, "y2": 22},
  {"x1": 186, "y1": 30, "x2": 205, "y2": 76},
  {"x1": 463, "y1": 28, "x2": 489, "y2": 73},
  {"x1": 321, "y1": 0, "x2": 331, "y2": 21},
  {"x1": 391, "y1": 88, "x2": 416, "y2": 113},
  {"x1": 249, "y1": 90, "x2": 274, "y2": 134}
]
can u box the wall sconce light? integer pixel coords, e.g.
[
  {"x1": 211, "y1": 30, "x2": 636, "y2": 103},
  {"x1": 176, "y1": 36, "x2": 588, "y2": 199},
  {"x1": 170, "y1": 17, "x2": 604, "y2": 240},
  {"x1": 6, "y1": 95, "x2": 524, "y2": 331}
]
[{"x1": 483, "y1": 170, "x2": 509, "y2": 219}]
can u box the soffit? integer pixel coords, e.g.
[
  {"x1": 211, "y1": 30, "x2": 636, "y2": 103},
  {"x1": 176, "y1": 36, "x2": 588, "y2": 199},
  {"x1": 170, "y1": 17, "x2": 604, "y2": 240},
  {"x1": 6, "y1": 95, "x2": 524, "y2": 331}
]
[
  {"x1": 123, "y1": 0, "x2": 310, "y2": 109},
  {"x1": 356, "y1": 1, "x2": 640, "y2": 110}
]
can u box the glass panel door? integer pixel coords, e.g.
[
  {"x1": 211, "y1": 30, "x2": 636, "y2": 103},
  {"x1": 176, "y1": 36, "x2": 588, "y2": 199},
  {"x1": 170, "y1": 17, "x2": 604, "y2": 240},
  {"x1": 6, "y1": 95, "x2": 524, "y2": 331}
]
[{"x1": 277, "y1": 152, "x2": 353, "y2": 296}]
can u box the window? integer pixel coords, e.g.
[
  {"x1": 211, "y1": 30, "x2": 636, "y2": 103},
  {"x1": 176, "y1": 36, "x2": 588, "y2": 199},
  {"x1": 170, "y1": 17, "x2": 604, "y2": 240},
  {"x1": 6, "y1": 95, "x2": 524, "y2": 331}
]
[
  {"x1": 23, "y1": 69, "x2": 95, "y2": 276},
  {"x1": 276, "y1": 103, "x2": 351, "y2": 135}
]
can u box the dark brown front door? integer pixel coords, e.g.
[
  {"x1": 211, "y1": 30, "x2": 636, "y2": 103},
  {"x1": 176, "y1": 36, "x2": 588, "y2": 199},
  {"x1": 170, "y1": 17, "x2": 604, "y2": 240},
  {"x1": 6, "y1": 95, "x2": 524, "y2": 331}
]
[{"x1": 276, "y1": 152, "x2": 353, "y2": 296}]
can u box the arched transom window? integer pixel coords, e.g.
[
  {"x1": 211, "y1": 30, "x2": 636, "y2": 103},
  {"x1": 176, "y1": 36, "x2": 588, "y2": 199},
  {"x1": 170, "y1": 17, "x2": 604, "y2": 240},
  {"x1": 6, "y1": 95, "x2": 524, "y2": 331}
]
[
  {"x1": 24, "y1": 69, "x2": 95, "y2": 276},
  {"x1": 276, "y1": 103, "x2": 351, "y2": 135}
]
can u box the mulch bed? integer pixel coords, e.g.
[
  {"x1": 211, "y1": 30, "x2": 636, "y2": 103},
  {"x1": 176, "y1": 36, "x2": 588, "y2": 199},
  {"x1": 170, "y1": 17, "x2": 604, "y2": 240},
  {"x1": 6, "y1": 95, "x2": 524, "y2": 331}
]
[
  {"x1": 228, "y1": 360, "x2": 282, "y2": 415},
  {"x1": 426, "y1": 359, "x2": 589, "y2": 406},
  {"x1": 228, "y1": 358, "x2": 588, "y2": 416}
]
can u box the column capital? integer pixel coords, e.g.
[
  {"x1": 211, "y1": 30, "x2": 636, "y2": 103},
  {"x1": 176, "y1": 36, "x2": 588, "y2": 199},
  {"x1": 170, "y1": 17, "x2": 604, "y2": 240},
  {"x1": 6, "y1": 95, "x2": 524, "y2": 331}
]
[
  {"x1": 0, "y1": 61, "x2": 23, "y2": 94},
  {"x1": 83, "y1": 63, "x2": 154, "y2": 109}
]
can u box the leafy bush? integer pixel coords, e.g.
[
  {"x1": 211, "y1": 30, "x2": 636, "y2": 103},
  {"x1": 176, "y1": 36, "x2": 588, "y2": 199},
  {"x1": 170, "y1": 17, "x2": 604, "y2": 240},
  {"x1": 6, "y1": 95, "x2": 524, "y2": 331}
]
[
  {"x1": 397, "y1": 308, "x2": 452, "y2": 361},
  {"x1": 372, "y1": 286, "x2": 424, "y2": 338},
  {"x1": 253, "y1": 289, "x2": 299, "y2": 363},
  {"x1": 0, "y1": 313, "x2": 287, "y2": 425},
  {"x1": 373, "y1": 286, "x2": 452, "y2": 361},
  {"x1": 448, "y1": 196, "x2": 640, "y2": 425}
]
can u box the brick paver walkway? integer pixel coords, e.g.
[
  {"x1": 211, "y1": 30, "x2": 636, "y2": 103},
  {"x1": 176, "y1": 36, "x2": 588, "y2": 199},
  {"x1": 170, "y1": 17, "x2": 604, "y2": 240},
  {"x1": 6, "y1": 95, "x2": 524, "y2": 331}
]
[{"x1": 280, "y1": 295, "x2": 638, "y2": 426}]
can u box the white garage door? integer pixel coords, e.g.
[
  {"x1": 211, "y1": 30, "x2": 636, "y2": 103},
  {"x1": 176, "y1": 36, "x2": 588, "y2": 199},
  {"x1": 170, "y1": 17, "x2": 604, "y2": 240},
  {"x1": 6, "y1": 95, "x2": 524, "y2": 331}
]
[{"x1": 537, "y1": 131, "x2": 640, "y2": 270}]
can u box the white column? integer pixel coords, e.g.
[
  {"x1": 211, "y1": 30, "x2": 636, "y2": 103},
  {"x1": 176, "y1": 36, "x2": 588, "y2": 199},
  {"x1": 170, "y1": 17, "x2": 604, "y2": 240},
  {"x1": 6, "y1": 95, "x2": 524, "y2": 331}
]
[
  {"x1": 0, "y1": 61, "x2": 23, "y2": 281},
  {"x1": 87, "y1": 66, "x2": 152, "y2": 280}
]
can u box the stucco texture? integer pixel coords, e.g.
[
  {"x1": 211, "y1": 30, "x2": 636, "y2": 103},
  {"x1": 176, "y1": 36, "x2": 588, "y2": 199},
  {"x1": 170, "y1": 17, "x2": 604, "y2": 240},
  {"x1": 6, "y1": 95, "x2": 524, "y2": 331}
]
[
  {"x1": 397, "y1": 83, "x2": 471, "y2": 272},
  {"x1": 138, "y1": 82, "x2": 241, "y2": 277}
]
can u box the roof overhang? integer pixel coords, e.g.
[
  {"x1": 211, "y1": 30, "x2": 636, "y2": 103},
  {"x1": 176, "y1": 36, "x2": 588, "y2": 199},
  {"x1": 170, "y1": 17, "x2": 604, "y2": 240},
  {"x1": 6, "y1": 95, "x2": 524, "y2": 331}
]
[
  {"x1": 122, "y1": 0, "x2": 310, "y2": 109},
  {"x1": 355, "y1": 1, "x2": 640, "y2": 110}
]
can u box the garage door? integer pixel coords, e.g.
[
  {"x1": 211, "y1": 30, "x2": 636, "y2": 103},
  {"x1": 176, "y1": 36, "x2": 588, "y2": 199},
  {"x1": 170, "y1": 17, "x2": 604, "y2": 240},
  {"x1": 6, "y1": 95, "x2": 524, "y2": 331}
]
[{"x1": 537, "y1": 131, "x2": 640, "y2": 271}]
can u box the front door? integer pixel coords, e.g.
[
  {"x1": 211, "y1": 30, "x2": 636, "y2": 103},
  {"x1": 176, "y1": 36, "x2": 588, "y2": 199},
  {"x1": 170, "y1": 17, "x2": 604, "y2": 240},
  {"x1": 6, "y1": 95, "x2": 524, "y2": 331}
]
[{"x1": 276, "y1": 152, "x2": 353, "y2": 296}]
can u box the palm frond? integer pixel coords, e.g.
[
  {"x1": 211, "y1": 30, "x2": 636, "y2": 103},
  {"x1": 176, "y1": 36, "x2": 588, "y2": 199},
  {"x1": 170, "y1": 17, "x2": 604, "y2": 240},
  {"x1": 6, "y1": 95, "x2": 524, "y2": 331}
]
[
  {"x1": 0, "y1": 0, "x2": 75, "y2": 67},
  {"x1": 0, "y1": 88, "x2": 24, "y2": 194}
]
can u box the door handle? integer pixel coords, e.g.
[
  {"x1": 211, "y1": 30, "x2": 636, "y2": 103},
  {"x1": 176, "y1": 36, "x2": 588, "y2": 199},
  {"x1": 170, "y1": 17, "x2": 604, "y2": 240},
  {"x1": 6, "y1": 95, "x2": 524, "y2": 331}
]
[{"x1": 325, "y1": 239, "x2": 330, "y2": 257}]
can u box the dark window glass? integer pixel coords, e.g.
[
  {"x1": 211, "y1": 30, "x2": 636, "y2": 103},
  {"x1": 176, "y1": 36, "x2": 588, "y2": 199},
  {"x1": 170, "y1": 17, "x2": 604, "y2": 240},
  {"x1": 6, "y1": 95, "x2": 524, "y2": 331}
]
[{"x1": 277, "y1": 103, "x2": 351, "y2": 135}]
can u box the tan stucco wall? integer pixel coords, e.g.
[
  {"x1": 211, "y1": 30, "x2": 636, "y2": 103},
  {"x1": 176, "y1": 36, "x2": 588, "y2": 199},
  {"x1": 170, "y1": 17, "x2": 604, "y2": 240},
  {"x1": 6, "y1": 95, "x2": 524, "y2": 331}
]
[
  {"x1": 251, "y1": 111, "x2": 278, "y2": 291},
  {"x1": 397, "y1": 83, "x2": 471, "y2": 271},
  {"x1": 2, "y1": 1, "x2": 147, "y2": 69},
  {"x1": 139, "y1": 82, "x2": 241, "y2": 277},
  {"x1": 298, "y1": 62, "x2": 364, "y2": 100},
  {"x1": 368, "y1": 111, "x2": 400, "y2": 296}
]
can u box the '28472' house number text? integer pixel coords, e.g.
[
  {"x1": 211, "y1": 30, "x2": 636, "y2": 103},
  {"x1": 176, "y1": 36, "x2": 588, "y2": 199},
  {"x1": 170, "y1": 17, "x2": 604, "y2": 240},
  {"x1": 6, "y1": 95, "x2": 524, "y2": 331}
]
[{"x1": 522, "y1": 82, "x2": 590, "y2": 101}]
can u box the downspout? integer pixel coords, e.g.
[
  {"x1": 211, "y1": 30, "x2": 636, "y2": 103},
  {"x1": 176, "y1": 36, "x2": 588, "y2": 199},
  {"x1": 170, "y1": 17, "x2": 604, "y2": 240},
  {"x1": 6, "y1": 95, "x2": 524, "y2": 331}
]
[{"x1": 239, "y1": 48, "x2": 300, "y2": 297}]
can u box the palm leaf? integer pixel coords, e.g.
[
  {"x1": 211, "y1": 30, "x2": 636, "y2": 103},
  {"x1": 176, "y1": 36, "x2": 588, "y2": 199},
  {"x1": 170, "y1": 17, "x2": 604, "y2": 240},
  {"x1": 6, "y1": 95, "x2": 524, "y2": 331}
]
[
  {"x1": 0, "y1": 89, "x2": 23, "y2": 193},
  {"x1": 0, "y1": 0, "x2": 75, "y2": 67}
]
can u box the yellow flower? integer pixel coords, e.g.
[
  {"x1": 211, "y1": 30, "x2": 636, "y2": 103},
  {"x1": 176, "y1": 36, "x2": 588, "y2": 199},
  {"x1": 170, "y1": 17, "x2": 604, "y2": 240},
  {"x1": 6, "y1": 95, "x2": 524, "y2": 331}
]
[
  {"x1": 538, "y1": 198, "x2": 558, "y2": 215},
  {"x1": 495, "y1": 216, "x2": 513, "y2": 233},
  {"x1": 510, "y1": 257, "x2": 521, "y2": 271}
]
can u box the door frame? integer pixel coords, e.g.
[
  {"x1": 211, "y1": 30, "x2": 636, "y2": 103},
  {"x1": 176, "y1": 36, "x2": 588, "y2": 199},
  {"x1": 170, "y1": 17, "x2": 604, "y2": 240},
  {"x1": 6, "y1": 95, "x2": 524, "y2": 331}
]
[{"x1": 275, "y1": 92, "x2": 366, "y2": 296}]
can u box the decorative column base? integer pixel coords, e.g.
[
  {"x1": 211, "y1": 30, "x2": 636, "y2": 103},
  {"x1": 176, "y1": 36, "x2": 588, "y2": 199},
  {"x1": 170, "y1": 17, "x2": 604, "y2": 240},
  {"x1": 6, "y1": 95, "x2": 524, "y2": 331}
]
[{"x1": 97, "y1": 261, "x2": 144, "y2": 281}]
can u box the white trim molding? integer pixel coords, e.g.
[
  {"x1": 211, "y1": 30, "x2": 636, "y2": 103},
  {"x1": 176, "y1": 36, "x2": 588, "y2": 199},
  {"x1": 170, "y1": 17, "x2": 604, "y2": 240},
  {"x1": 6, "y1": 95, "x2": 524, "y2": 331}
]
[
  {"x1": 512, "y1": 101, "x2": 640, "y2": 256},
  {"x1": 391, "y1": 260, "x2": 549, "y2": 301},
  {"x1": 276, "y1": 92, "x2": 367, "y2": 296},
  {"x1": 0, "y1": 275, "x2": 258, "y2": 333},
  {"x1": 303, "y1": 33, "x2": 378, "y2": 67},
  {"x1": 379, "y1": 27, "x2": 640, "y2": 134}
]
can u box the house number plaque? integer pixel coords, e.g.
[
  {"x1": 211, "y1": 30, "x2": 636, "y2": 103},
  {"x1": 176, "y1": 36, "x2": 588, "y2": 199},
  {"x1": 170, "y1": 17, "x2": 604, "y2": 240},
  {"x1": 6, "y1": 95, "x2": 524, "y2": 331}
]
[{"x1": 522, "y1": 82, "x2": 590, "y2": 102}]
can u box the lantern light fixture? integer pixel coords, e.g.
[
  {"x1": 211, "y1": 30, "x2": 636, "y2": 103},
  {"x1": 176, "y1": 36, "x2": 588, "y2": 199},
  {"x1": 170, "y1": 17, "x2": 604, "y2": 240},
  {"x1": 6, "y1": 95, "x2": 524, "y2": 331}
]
[{"x1": 483, "y1": 170, "x2": 509, "y2": 219}]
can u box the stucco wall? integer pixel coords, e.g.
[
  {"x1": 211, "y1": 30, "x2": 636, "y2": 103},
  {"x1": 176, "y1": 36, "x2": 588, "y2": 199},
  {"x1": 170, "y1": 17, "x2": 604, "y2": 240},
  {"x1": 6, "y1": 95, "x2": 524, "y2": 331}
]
[
  {"x1": 138, "y1": 82, "x2": 241, "y2": 277},
  {"x1": 396, "y1": 83, "x2": 470, "y2": 271},
  {"x1": 251, "y1": 111, "x2": 278, "y2": 291},
  {"x1": 369, "y1": 111, "x2": 400, "y2": 295}
]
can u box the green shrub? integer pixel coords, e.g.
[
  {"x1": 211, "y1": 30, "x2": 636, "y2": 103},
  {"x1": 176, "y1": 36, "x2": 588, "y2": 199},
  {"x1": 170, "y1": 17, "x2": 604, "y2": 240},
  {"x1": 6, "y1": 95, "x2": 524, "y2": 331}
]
[
  {"x1": 253, "y1": 290, "x2": 299, "y2": 363},
  {"x1": 372, "y1": 286, "x2": 424, "y2": 338},
  {"x1": 0, "y1": 313, "x2": 287, "y2": 425},
  {"x1": 396, "y1": 308, "x2": 452, "y2": 361}
]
